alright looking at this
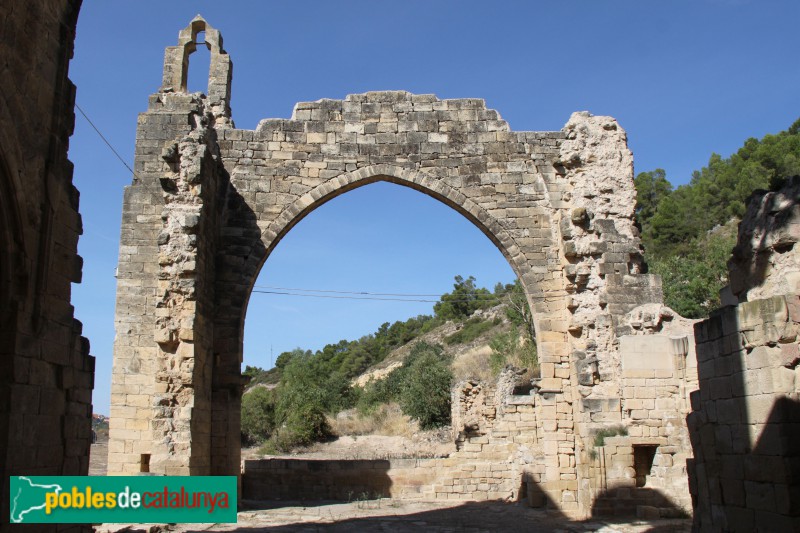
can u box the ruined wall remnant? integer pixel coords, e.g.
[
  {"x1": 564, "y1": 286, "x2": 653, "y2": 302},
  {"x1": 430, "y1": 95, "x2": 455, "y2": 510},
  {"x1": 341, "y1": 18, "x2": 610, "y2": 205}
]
[
  {"x1": 0, "y1": 0, "x2": 95, "y2": 527},
  {"x1": 110, "y1": 16, "x2": 694, "y2": 519},
  {"x1": 728, "y1": 177, "x2": 800, "y2": 303},
  {"x1": 244, "y1": 369, "x2": 536, "y2": 503},
  {"x1": 688, "y1": 177, "x2": 800, "y2": 531}
]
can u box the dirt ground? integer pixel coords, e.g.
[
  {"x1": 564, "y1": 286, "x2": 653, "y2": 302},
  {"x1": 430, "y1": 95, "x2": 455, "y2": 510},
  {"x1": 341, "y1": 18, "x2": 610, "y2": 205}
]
[
  {"x1": 242, "y1": 433, "x2": 455, "y2": 461},
  {"x1": 89, "y1": 440, "x2": 691, "y2": 532},
  {"x1": 90, "y1": 433, "x2": 452, "y2": 475},
  {"x1": 94, "y1": 499, "x2": 691, "y2": 532},
  {"x1": 90, "y1": 438, "x2": 108, "y2": 476}
]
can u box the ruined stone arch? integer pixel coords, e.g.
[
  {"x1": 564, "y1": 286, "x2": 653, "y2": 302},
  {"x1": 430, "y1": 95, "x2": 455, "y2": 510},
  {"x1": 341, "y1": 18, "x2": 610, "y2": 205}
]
[
  {"x1": 0, "y1": 147, "x2": 20, "y2": 484},
  {"x1": 204, "y1": 163, "x2": 564, "y2": 475},
  {"x1": 227, "y1": 163, "x2": 552, "y2": 347},
  {"x1": 109, "y1": 16, "x2": 670, "y2": 518},
  {"x1": 0, "y1": 101, "x2": 29, "y2": 326},
  {"x1": 0, "y1": 2, "x2": 95, "y2": 517},
  {"x1": 262, "y1": 164, "x2": 533, "y2": 279}
]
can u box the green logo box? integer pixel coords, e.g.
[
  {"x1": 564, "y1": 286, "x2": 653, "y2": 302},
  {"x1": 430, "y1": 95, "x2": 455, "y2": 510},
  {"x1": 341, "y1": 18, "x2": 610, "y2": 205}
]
[{"x1": 9, "y1": 476, "x2": 237, "y2": 524}]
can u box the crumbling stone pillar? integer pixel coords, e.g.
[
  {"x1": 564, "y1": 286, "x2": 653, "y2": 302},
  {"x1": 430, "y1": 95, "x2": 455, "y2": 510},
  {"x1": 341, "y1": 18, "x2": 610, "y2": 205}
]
[
  {"x1": 148, "y1": 116, "x2": 222, "y2": 474},
  {"x1": 108, "y1": 16, "x2": 232, "y2": 476}
]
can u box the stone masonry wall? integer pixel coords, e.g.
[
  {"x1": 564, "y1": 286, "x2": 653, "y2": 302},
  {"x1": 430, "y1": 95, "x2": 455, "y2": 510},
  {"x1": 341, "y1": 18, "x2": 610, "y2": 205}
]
[
  {"x1": 688, "y1": 179, "x2": 800, "y2": 531},
  {"x1": 452, "y1": 369, "x2": 539, "y2": 501},
  {"x1": 242, "y1": 455, "x2": 519, "y2": 503},
  {"x1": 689, "y1": 295, "x2": 800, "y2": 531},
  {"x1": 584, "y1": 342, "x2": 696, "y2": 519},
  {"x1": 242, "y1": 458, "x2": 438, "y2": 501},
  {"x1": 0, "y1": 0, "x2": 95, "y2": 530}
]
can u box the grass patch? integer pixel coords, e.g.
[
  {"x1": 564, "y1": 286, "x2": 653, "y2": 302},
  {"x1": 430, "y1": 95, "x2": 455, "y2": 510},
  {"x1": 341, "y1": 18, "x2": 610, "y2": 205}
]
[
  {"x1": 592, "y1": 425, "x2": 628, "y2": 447},
  {"x1": 444, "y1": 317, "x2": 500, "y2": 345},
  {"x1": 586, "y1": 425, "x2": 629, "y2": 462},
  {"x1": 451, "y1": 346, "x2": 494, "y2": 382},
  {"x1": 328, "y1": 403, "x2": 416, "y2": 438},
  {"x1": 489, "y1": 326, "x2": 538, "y2": 381}
]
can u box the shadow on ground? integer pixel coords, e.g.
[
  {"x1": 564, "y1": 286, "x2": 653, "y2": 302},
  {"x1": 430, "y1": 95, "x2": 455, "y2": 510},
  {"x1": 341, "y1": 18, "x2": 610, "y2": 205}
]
[{"x1": 183, "y1": 499, "x2": 689, "y2": 533}]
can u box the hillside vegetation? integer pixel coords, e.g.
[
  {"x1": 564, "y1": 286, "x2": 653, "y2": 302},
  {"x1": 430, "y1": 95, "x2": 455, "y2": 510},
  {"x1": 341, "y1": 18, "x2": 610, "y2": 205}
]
[
  {"x1": 636, "y1": 118, "x2": 800, "y2": 317},
  {"x1": 242, "y1": 277, "x2": 536, "y2": 452}
]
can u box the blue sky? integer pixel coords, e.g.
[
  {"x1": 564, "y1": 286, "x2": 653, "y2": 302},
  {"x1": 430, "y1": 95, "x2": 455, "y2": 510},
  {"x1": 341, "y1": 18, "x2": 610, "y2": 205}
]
[{"x1": 68, "y1": 1, "x2": 800, "y2": 414}]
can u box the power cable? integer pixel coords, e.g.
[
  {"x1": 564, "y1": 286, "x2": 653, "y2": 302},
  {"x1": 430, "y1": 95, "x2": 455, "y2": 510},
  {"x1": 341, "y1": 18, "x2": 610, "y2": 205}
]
[
  {"x1": 75, "y1": 103, "x2": 140, "y2": 180},
  {"x1": 251, "y1": 289, "x2": 506, "y2": 304},
  {"x1": 252, "y1": 289, "x2": 439, "y2": 303},
  {"x1": 251, "y1": 284, "x2": 504, "y2": 299}
]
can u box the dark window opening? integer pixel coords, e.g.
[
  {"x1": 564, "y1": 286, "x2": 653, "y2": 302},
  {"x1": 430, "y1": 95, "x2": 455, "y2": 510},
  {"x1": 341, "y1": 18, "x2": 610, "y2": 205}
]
[
  {"x1": 633, "y1": 444, "x2": 657, "y2": 487},
  {"x1": 140, "y1": 453, "x2": 150, "y2": 473},
  {"x1": 512, "y1": 380, "x2": 534, "y2": 395}
]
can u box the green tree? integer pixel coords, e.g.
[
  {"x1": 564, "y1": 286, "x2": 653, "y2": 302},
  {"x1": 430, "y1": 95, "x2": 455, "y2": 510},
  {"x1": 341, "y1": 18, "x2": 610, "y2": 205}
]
[
  {"x1": 641, "y1": 118, "x2": 800, "y2": 258},
  {"x1": 499, "y1": 280, "x2": 535, "y2": 335},
  {"x1": 645, "y1": 185, "x2": 706, "y2": 257},
  {"x1": 269, "y1": 352, "x2": 336, "y2": 450},
  {"x1": 399, "y1": 343, "x2": 453, "y2": 429},
  {"x1": 275, "y1": 348, "x2": 310, "y2": 371},
  {"x1": 243, "y1": 365, "x2": 265, "y2": 379},
  {"x1": 634, "y1": 168, "x2": 672, "y2": 239},
  {"x1": 241, "y1": 386, "x2": 276, "y2": 445},
  {"x1": 434, "y1": 275, "x2": 495, "y2": 320},
  {"x1": 649, "y1": 226, "x2": 736, "y2": 318}
]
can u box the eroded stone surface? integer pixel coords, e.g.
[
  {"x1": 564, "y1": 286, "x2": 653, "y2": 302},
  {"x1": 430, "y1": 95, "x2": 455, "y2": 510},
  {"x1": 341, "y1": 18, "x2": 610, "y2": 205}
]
[{"x1": 728, "y1": 176, "x2": 800, "y2": 302}]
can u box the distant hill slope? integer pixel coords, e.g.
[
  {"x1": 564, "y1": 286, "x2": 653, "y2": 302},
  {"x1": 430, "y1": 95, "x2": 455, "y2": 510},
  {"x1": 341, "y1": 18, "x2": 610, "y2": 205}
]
[
  {"x1": 354, "y1": 305, "x2": 510, "y2": 387},
  {"x1": 239, "y1": 278, "x2": 537, "y2": 451},
  {"x1": 244, "y1": 303, "x2": 515, "y2": 394}
]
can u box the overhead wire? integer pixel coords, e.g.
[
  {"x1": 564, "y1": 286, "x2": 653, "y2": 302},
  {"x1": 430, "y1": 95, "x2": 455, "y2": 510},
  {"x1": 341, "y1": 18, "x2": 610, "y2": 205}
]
[
  {"x1": 252, "y1": 289, "x2": 441, "y2": 303},
  {"x1": 251, "y1": 284, "x2": 504, "y2": 299},
  {"x1": 251, "y1": 287, "x2": 510, "y2": 304},
  {"x1": 75, "y1": 103, "x2": 140, "y2": 180}
]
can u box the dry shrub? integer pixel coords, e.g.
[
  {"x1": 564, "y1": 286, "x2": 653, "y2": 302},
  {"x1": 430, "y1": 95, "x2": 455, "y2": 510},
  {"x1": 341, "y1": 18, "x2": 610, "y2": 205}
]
[
  {"x1": 490, "y1": 328, "x2": 538, "y2": 379},
  {"x1": 451, "y1": 345, "x2": 493, "y2": 382},
  {"x1": 329, "y1": 403, "x2": 417, "y2": 438}
]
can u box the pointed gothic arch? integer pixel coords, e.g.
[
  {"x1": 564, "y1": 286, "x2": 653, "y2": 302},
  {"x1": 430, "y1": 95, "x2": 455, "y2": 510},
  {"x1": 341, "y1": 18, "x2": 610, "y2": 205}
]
[{"x1": 109, "y1": 17, "x2": 667, "y2": 519}]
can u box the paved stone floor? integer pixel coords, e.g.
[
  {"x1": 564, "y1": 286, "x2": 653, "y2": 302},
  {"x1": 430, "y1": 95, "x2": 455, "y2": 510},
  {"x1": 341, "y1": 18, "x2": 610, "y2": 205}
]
[{"x1": 97, "y1": 499, "x2": 691, "y2": 533}]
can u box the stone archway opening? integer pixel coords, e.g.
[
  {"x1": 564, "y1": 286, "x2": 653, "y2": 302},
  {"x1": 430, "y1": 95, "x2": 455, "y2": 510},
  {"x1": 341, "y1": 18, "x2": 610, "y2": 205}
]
[
  {"x1": 238, "y1": 179, "x2": 522, "y2": 456},
  {"x1": 186, "y1": 31, "x2": 211, "y2": 94},
  {"x1": 237, "y1": 178, "x2": 542, "y2": 501}
]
